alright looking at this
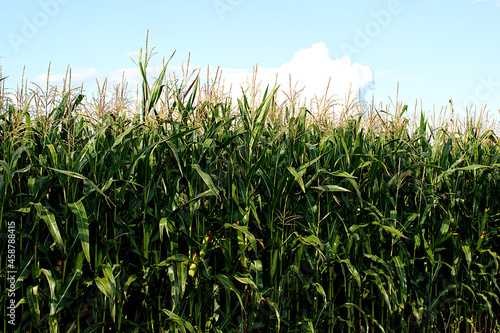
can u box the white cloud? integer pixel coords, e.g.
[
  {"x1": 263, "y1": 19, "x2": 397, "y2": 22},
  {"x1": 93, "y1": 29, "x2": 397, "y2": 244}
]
[
  {"x1": 218, "y1": 42, "x2": 375, "y2": 108},
  {"x1": 33, "y1": 67, "x2": 101, "y2": 87}
]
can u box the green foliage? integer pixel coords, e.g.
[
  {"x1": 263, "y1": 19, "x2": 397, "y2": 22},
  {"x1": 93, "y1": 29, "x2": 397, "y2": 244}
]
[{"x1": 1, "y1": 61, "x2": 499, "y2": 333}]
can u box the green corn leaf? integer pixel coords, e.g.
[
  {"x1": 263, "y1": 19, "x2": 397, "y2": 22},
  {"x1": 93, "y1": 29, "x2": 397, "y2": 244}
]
[
  {"x1": 224, "y1": 223, "x2": 258, "y2": 254},
  {"x1": 192, "y1": 164, "x2": 220, "y2": 199},
  {"x1": 322, "y1": 169, "x2": 357, "y2": 179},
  {"x1": 373, "y1": 222, "x2": 408, "y2": 239},
  {"x1": 55, "y1": 268, "x2": 82, "y2": 313},
  {"x1": 312, "y1": 184, "x2": 350, "y2": 193},
  {"x1": 111, "y1": 124, "x2": 140, "y2": 149},
  {"x1": 340, "y1": 258, "x2": 361, "y2": 288},
  {"x1": 252, "y1": 259, "x2": 264, "y2": 290},
  {"x1": 176, "y1": 260, "x2": 188, "y2": 299},
  {"x1": 393, "y1": 254, "x2": 407, "y2": 304},
  {"x1": 9, "y1": 146, "x2": 29, "y2": 171},
  {"x1": 46, "y1": 167, "x2": 112, "y2": 205},
  {"x1": 49, "y1": 91, "x2": 69, "y2": 120},
  {"x1": 27, "y1": 286, "x2": 40, "y2": 322},
  {"x1": 68, "y1": 200, "x2": 91, "y2": 268},
  {"x1": 270, "y1": 249, "x2": 279, "y2": 281},
  {"x1": 264, "y1": 299, "x2": 281, "y2": 332},
  {"x1": 437, "y1": 162, "x2": 489, "y2": 183},
  {"x1": 123, "y1": 274, "x2": 138, "y2": 296},
  {"x1": 95, "y1": 264, "x2": 116, "y2": 301},
  {"x1": 462, "y1": 244, "x2": 472, "y2": 270},
  {"x1": 287, "y1": 166, "x2": 306, "y2": 193},
  {"x1": 41, "y1": 269, "x2": 58, "y2": 316},
  {"x1": 162, "y1": 309, "x2": 196, "y2": 333},
  {"x1": 95, "y1": 277, "x2": 114, "y2": 300},
  {"x1": 165, "y1": 254, "x2": 190, "y2": 262},
  {"x1": 348, "y1": 223, "x2": 369, "y2": 234},
  {"x1": 16, "y1": 254, "x2": 34, "y2": 285},
  {"x1": 477, "y1": 293, "x2": 494, "y2": 317},
  {"x1": 33, "y1": 203, "x2": 64, "y2": 251},
  {"x1": 234, "y1": 274, "x2": 258, "y2": 290},
  {"x1": 185, "y1": 75, "x2": 199, "y2": 110},
  {"x1": 48, "y1": 317, "x2": 59, "y2": 333},
  {"x1": 297, "y1": 153, "x2": 325, "y2": 173},
  {"x1": 421, "y1": 229, "x2": 435, "y2": 263},
  {"x1": 248, "y1": 87, "x2": 278, "y2": 152},
  {"x1": 213, "y1": 274, "x2": 244, "y2": 309},
  {"x1": 298, "y1": 234, "x2": 324, "y2": 249},
  {"x1": 44, "y1": 143, "x2": 58, "y2": 165},
  {"x1": 439, "y1": 217, "x2": 451, "y2": 235},
  {"x1": 159, "y1": 217, "x2": 169, "y2": 242},
  {"x1": 456, "y1": 164, "x2": 490, "y2": 172},
  {"x1": 311, "y1": 282, "x2": 327, "y2": 305},
  {"x1": 167, "y1": 140, "x2": 184, "y2": 177}
]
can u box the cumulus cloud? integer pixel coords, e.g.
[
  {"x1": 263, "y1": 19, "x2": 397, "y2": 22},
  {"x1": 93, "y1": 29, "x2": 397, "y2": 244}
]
[
  {"x1": 33, "y1": 67, "x2": 101, "y2": 88},
  {"x1": 219, "y1": 42, "x2": 375, "y2": 107}
]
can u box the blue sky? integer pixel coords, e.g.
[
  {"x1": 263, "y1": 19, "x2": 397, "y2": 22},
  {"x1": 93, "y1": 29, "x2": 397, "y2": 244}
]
[{"x1": 1, "y1": 0, "x2": 500, "y2": 122}]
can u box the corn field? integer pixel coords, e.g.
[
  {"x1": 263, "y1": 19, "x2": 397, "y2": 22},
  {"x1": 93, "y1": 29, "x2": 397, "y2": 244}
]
[{"x1": 0, "y1": 49, "x2": 499, "y2": 333}]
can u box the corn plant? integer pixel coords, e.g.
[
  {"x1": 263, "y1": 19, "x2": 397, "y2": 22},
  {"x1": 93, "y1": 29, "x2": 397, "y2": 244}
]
[{"x1": 1, "y1": 47, "x2": 499, "y2": 333}]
